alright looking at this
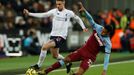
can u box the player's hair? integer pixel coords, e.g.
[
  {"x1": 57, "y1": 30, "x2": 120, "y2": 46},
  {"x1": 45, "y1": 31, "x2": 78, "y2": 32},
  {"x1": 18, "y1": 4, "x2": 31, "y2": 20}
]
[
  {"x1": 56, "y1": 0, "x2": 65, "y2": 2},
  {"x1": 104, "y1": 25, "x2": 113, "y2": 33}
]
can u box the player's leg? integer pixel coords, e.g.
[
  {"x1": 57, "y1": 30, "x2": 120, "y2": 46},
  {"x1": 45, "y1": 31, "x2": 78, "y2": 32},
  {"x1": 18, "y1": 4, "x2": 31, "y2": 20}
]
[
  {"x1": 32, "y1": 36, "x2": 65, "y2": 71},
  {"x1": 50, "y1": 47, "x2": 73, "y2": 74},
  {"x1": 50, "y1": 36, "x2": 65, "y2": 60},
  {"x1": 50, "y1": 46, "x2": 72, "y2": 73},
  {"x1": 73, "y1": 59, "x2": 92, "y2": 75},
  {"x1": 38, "y1": 50, "x2": 81, "y2": 75},
  {"x1": 31, "y1": 40, "x2": 56, "y2": 69},
  {"x1": 64, "y1": 50, "x2": 81, "y2": 62},
  {"x1": 49, "y1": 36, "x2": 72, "y2": 73},
  {"x1": 37, "y1": 59, "x2": 65, "y2": 75},
  {"x1": 64, "y1": 50, "x2": 82, "y2": 73},
  {"x1": 50, "y1": 48, "x2": 64, "y2": 60},
  {"x1": 37, "y1": 59, "x2": 64, "y2": 75}
]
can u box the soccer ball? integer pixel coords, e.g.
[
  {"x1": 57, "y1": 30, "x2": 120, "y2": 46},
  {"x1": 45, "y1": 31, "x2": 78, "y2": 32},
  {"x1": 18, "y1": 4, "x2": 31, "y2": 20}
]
[{"x1": 26, "y1": 68, "x2": 38, "y2": 75}]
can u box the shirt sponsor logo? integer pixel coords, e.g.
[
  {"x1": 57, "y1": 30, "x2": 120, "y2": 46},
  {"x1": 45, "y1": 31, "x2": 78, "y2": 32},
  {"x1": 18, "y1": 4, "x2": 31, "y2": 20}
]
[
  {"x1": 94, "y1": 33, "x2": 104, "y2": 46},
  {"x1": 55, "y1": 17, "x2": 67, "y2": 21}
]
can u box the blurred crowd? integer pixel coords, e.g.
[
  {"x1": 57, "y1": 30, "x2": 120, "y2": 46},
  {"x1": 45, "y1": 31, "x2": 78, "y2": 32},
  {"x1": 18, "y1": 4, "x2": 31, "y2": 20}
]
[
  {"x1": 92, "y1": 8, "x2": 134, "y2": 52},
  {"x1": 0, "y1": 0, "x2": 55, "y2": 34},
  {"x1": 95, "y1": 8, "x2": 134, "y2": 35},
  {"x1": 0, "y1": 0, "x2": 134, "y2": 55}
]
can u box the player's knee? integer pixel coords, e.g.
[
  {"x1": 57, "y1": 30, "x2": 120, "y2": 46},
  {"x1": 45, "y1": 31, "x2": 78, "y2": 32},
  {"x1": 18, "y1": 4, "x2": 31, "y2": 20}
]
[
  {"x1": 64, "y1": 57, "x2": 71, "y2": 63},
  {"x1": 52, "y1": 55, "x2": 58, "y2": 59},
  {"x1": 41, "y1": 46, "x2": 47, "y2": 50},
  {"x1": 41, "y1": 44, "x2": 49, "y2": 50},
  {"x1": 42, "y1": 40, "x2": 55, "y2": 50}
]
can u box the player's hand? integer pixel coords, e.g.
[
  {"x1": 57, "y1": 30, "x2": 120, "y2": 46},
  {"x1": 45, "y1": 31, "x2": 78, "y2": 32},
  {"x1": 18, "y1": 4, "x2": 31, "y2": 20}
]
[
  {"x1": 83, "y1": 28, "x2": 88, "y2": 32},
  {"x1": 23, "y1": 9, "x2": 29, "y2": 15},
  {"x1": 77, "y1": 2, "x2": 85, "y2": 12},
  {"x1": 101, "y1": 70, "x2": 106, "y2": 75}
]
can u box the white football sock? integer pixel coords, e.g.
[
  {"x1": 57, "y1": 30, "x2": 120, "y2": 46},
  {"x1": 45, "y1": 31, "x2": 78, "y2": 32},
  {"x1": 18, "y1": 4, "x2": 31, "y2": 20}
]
[
  {"x1": 37, "y1": 50, "x2": 47, "y2": 67},
  {"x1": 57, "y1": 54, "x2": 64, "y2": 60}
]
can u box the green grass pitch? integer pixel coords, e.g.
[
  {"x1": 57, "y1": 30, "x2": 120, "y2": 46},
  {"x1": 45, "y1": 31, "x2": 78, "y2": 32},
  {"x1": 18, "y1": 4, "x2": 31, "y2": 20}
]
[
  {"x1": 48, "y1": 60, "x2": 134, "y2": 75},
  {"x1": 0, "y1": 52, "x2": 134, "y2": 75}
]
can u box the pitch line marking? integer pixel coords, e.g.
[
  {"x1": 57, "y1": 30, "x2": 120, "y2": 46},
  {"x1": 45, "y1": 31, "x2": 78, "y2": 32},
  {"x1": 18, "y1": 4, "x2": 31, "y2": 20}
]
[
  {"x1": 18, "y1": 60, "x2": 134, "y2": 75},
  {"x1": 52, "y1": 60, "x2": 134, "y2": 72}
]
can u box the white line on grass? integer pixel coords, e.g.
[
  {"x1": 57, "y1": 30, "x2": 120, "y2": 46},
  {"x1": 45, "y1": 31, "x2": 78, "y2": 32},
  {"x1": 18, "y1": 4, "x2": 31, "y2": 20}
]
[
  {"x1": 19, "y1": 60, "x2": 134, "y2": 75},
  {"x1": 52, "y1": 60, "x2": 134, "y2": 72}
]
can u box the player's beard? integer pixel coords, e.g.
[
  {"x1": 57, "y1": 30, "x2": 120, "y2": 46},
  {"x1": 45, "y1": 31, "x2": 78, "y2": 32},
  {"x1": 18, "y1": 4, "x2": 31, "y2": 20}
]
[{"x1": 58, "y1": 7, "x2": 63, "y2": 11}]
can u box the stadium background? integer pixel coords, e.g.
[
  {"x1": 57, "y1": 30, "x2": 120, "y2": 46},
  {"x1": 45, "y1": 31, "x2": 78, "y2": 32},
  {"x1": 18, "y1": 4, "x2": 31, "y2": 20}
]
[{"x1": 0, "y1": 0, "x2": 134, "y2": 75}]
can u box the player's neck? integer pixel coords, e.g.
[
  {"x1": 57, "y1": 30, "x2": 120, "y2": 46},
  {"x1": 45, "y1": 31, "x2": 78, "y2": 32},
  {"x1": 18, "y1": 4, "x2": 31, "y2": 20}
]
[
  {"x1": 62, "y1": 7, "x2": 65, "y2": 11},
  {"x1": 58, "y1": 7, "x2": 65, "y2": 12}
]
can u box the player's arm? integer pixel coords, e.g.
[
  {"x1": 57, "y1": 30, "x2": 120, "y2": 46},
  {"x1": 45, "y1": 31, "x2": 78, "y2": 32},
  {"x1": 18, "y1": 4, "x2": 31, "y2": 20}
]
[
  {"x1": 102, "y1": 43, "x2": 111, "y2": 75},
  {"x1": 73, "y1": 15, "x2": 88, "y2": 32},
  {"x1": 23, "y1": 9, "x2": 53, "y2": 18},
  {"x1": 70, "y1": 10, "x2": 88, "y2": 32},
  {"x1": 78, "y1": 2, "x2": 98, "y2": 29}
]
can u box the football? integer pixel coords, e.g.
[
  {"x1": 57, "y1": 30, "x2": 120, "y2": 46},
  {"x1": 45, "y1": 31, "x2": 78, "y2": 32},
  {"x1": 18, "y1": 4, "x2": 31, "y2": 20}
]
[{"x1": 26, "y1": 68, "x2": 37, "y2": 75}]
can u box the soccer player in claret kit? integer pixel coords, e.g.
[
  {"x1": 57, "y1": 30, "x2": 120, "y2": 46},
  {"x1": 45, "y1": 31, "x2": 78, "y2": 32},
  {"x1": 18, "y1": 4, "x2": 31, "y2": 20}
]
[
  {"x1": 24, "y1": 0, "x2": 88, "y2": 73},
  {"x1": 37, "y1": 2, "x2": 113, "y2": 75}
]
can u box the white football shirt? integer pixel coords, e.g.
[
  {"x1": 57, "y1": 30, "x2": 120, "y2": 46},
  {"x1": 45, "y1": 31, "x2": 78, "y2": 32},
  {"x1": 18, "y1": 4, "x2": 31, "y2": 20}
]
[{"x1": 29, "y1": 8, "x2": 86, "y2": 39}]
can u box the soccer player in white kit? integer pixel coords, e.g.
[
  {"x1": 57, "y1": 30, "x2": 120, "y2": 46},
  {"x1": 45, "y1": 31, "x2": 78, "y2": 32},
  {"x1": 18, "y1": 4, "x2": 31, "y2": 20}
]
[{"x1": 23, "y1": 0, "x2": 88, "y2": 73}]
